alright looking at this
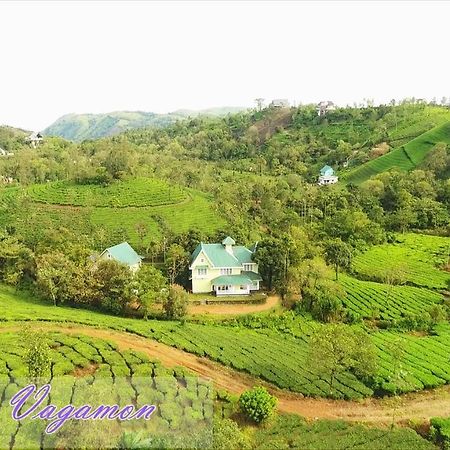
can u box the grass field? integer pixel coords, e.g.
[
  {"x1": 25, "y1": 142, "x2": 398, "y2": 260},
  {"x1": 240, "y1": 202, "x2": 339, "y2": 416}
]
[
  {"x1": 339, "y1": 274, "x2": 443, "y2": 320},
  {"x1": 345, "y1": 121, "x2": 450, "y2": 185},
  {"x1": 0, "y1": 330, "x2": 214, "y2": 449},
  {"x1": 352, "y1": 234, "x2": 450, "y2": 289},
  {"x1": 1, "y1": 284, "x2": 449, "y2": 400}
]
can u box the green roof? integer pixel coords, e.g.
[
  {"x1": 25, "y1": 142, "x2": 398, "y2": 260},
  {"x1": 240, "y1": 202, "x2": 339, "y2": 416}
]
[
  {"x1": 320, "y1": 165, "x2": 334, "y2": 176},
  {"x1": 191, "y1": 239, "x2": 255, "y2": 268},
  {"x1": 211, "y1": 274, "x2": 254, "y2": 286},
  {"x1": 242, "y1": 271, "x2": 262, "y2": 281},
  {"x1": 102, "y1": 242, "x2": 142, "y2": 266}
]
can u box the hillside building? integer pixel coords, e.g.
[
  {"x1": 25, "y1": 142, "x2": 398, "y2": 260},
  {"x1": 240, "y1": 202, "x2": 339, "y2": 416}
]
[
  {"x1": 317, "y1": 101, "x2": 335, "y2": 116},
  {"x1": 100, "y1": 242, "x2": 143, "y2": 273},
  {"x1": 270, "y1": 99, "x2": 290, "y2": 108},
  {"x1": 318, "y1": 165, "x2": 338, "y2": 185},
  {"x1": 26, "y1": 132, "x2": 43, "y2": 148},
  {"x1": 190, "y1": 236, "x2": 262, "y2": 295}
]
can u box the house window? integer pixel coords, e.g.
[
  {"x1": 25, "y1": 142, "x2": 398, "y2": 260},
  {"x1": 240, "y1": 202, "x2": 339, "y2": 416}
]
[
  {"x1": 243, "y1": 264, "x2": 253, "y2": 271},
  {"x1": 198, "y1": 268, "x2": 207, "y2": 276},
  {"x1": 221, "y1": 268, "x2": 232, "y2": 275}
]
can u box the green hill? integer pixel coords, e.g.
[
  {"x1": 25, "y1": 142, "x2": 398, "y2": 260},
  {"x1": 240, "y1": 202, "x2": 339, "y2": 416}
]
[
  {"x1": 44, "y1": 107, "x2": 247, "y2": 141},
  {"x1": 345, "y1": 121, "x2": 450, "y2": 185},
  {"x1": 0, "y1": 178, "x2": 226, "y2": 247}
]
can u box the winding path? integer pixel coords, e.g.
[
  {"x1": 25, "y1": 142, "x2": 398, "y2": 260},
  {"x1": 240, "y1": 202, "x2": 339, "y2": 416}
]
[{"x1": 2, "y1": 323, "x2": 449, "y2": 424}]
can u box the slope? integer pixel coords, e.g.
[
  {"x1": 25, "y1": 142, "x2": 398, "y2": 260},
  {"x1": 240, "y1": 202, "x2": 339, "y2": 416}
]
[{"x1": 345, "y1": 121, "x2": 450, "y2": 185}]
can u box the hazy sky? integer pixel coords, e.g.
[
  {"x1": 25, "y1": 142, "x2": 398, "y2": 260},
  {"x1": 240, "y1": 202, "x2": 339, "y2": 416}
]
[{"x1": 1, "y1": 1, "x2": 449, "y2": 131}]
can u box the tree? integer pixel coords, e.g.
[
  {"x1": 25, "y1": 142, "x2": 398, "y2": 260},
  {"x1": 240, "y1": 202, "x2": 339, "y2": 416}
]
[
  {"x1": 36, "y1": 252, "x2": 75, "y2": 306},
  {"x1": 21, "y1": 326, "x2": 51, "y2": 382},
  {"x1": 213, "y1": 418, "x2": 250, "y2": 450},
  {"x1": 93, "y1": 259, "x2": 133, "y2": 314},
  {"x1": 382, "y1": 264, "x2": 407, "y2": 305},
  {"x1": 302, "y1": 279, "x2": 345, "y2": 323},
  {"x1": 324, "y1": 239, "x2": 353, "y2": 281},
  {"x1": 239, "y1": 386, "x2": 277, "y2": 423},
  {"x1": 308, "y1": 324, "x2": 377, "y2": 397},
  {"x1": 163, "y1": 284, "x2": 188, "y2": 320},
  {"x1": 129, "y1": 264, "x2": 168, "y2": 319},
  {"x1": 165, "y1": 244, "x2": 189, "y2": 285}
]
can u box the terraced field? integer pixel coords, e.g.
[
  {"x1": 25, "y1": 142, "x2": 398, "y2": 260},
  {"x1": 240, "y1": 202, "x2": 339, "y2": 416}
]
[
  {"x1": 352, "y1": 234, "x2": 450, "y2": 289},
  {"x1": 0, "y1": 178, "x2": 226, "y2": 245},
  {"x1": 1, "y1": 284, "x2": 449, "y2": 400},
  {"x1": 0, "y1": 331, "x2": 214, "y2": 449},
  {"x1": 340, "y1": 274, "x2": 443, "y2": 320},
  {"x1": 371, "y1": 324, "x2": 450, "y2": 394},
  {"x1": 28, "y1": 177, "x2": 188, "y2": 207},
  {"x1": 346, "y1": 121, "x2": 450, "y2": 185}
]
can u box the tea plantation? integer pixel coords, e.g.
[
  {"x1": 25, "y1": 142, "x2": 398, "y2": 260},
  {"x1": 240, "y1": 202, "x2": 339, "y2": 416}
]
[
  {"x1": 345, "y1": 120, "x2": 450, "y2": 185},
  {"x1": 340, "y1": 274, "x2": 443, "y2": 320},
  {"x1": 0, "y1": 331, "x2": 214, "y2": 449},
  {"x1": 27, "y1": 177, "x2": 188, "y2": 208},
  {"x1": 253, "y1": 414, "x2": 435, "y2": 450},
  {"x1": 0, "y1": 178, "x2": 226, "y2": 245},
  {"x1": 0, "y1": 283, "x2": 449, "y2": 401},
  {"x1": 352, "y1": 233, "x2": 450, "y2": 289}
]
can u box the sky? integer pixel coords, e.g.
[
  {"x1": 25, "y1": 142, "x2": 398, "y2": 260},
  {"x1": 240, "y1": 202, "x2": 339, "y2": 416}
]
[{"x1": 1, "y1": 1, "x2": 449, "y2": 131}]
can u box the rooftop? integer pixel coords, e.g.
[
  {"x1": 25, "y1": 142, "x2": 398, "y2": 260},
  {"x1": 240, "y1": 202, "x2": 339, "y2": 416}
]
[{"x1": 102, "y1": 242, "x2": 142, "y2": 266}]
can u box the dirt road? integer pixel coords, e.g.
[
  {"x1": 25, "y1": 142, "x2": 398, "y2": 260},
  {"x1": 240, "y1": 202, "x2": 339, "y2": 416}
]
[{"x1": 2, "y1": 322, "x2": 449, "y2": 424}]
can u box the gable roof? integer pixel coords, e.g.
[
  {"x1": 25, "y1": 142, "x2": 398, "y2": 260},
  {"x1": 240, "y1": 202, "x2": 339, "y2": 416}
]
[
  {"x1": 101, "y1": 242, "x2": 142, "y2": 266},
  {"x1": 320, "y1": 165, "x2": 334, "y2": 176},
  {"x1": 191, "y1": 240, "x2": 254, "y2": 268}
]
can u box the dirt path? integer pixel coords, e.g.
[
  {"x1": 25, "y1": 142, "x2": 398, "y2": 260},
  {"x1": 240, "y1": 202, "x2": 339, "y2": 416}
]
[
  {"x1": 2, "y1": 323, "x2": 450, "y2": 424},
  {"x1": 187, "y1": 295, "x2": 280, "y2": 315}
]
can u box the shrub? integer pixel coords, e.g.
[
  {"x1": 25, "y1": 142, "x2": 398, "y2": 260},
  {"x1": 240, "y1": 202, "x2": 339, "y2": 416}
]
[{"x1": 239, "y1": 386, "x2": 277, "y2": 423}]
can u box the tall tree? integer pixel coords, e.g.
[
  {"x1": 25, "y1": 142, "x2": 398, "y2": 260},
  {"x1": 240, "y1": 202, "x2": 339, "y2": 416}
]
[
  {"x1": 324, "y1": 239, "x2": 353, "y2": 281},
  {"x1": 308, "y1": 324, "x2": 377, "y2": 397}
]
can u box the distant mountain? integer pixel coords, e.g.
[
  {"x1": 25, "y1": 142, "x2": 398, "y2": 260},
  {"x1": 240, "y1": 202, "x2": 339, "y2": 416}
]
[{"x1": 43, "y1": 107, "x2": 247, "y2": 141}]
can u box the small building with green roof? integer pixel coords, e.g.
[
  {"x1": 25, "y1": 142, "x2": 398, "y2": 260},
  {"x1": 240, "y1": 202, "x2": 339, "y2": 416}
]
[
  {"x1": 100, "y1": 242, "x2": 143, "y2": 273},
  {"x1": 318, "y1": 165, "x2": 338, "y2": 186},
  {"x1": 189, "y1": 236, "x2": 262, "y2": 295}
]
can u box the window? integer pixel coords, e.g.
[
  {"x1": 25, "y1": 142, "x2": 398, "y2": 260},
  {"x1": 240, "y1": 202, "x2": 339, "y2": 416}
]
[
  {"x1": 243, "y1": 264, "x2": 253, "y2": 272},
  {"x1": 221, "y1": 268, "x2": 232, "y2": 275},
  {"x1": 197, "y1": 268, "x2": 207, "y2": 276}
]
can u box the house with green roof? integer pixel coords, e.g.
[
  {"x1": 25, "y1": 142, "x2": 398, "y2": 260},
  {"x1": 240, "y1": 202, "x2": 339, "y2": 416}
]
[
  {"x1": 100, "y1": 242, "x2": 143, "y2": 273},
  {"x1": 189, "y1": 236, "x2": 262, "y2": 295},
  {"x1": 318, "y1": 165, "x2": 338, "y2": 186}
]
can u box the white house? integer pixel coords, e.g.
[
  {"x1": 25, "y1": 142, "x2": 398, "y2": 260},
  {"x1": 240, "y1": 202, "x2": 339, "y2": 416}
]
[
  {"x1": 317, "y1": 101, "x2": 335, "y2": 116},
  {"x1": 100, "y1": 242, "x2": 143, "y2": 273},
  {"x1": 26, "y1": 132, "x2": 43, "y2": 148},
  {"x1": 270, "y1": 99, "x2": 290, "y2": 108},
  {"x1": 318, "y1": 165, "x2": 338, "y2": 185},
  {"x1": 190, "y1": 236, "x2": 262, "y2": 295}
]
